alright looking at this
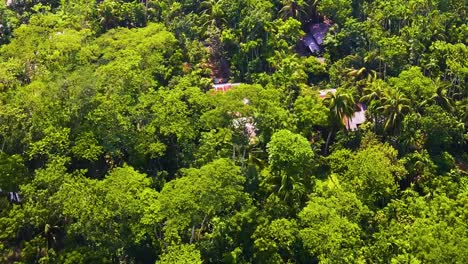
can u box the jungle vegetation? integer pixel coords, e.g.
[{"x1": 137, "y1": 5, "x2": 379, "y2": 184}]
[{"x1": 0, "y1": 0, "x2": 467, "y2": 263}]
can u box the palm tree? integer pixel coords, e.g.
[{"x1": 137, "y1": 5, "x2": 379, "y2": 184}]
[
  {"x1": 360, "y1": 80, "x2": 386, "y2": 104},
  {"x1": 324, "y1": 91, "x2": 356, "y2": 128},
  {"x1": 455, "y1": 98, "x2": 468, "y2": 126},
  {"x1": 419, "y1": 82, "x2": 454, "y2": 113},
  {"x1": 376, "y1": 89, "x2": 411, "y2": 134},
  {"x1": 323, "y1": 91, "x2": 356, "y2": 153},
  {"x1": 266, "y1": 171, "x2": 306, "y2": 204},
  {"x1": 360, "y1": 80, "x2": 387, "y2": 132},
  {"x1": 200, "y1": 0, "x2": 227, "y2": 28},
  {"x1": 280, "y1": 174, "x2": 305, "y2": 203},
  {"x1": 279, "y1": 0, "x2": 308, "y2": 19}
]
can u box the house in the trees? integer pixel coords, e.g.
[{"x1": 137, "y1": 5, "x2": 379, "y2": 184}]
[
  {"x1": 303, "y1": 23, "x2": 330, "y2": 54},
  {"x1": 213, "y1": 83, "x2": 242, "y2": 92},
  {"x1": 297, "y1": 19, "x2": 332, "y2": 64},
  {"x1": 344, "y1": 103, "x2": 367, "y2": 130},
  {"x1": 319, "y1": 89, "x2": 367, "y2": 131}
]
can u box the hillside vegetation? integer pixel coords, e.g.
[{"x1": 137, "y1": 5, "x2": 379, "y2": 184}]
[{"x1": 0, "y1": 0, "x2": 467, "y2": 263}]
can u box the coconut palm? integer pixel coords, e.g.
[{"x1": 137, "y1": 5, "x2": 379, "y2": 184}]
[
  {"x1": 360, "y1": 79, "x2": 387, "y2": 131},
  {"x1": 419, "y1": 82, "x2": 454, "y2": 113},
  {"x1": 324, "y1": 91, "x2": 356, "y2": 128},
  {"x1": 264, "y1": 169, "x2": 306, "y2": 205},
  {"x1": 200, "y1": 0, "x2": 227, "y2": 28},
  {"x1": 376, "y1": 89, "x2": 412, "y2": 134},
  {"x1": 323, "y1": 91, "x2": 356, "y2": 153},
  {"x1": 279, "y1": 0, "x2": 308, "y2": 19},
  {"x1": 360, "y1": 79, "x2": 386, "y2": 104}
]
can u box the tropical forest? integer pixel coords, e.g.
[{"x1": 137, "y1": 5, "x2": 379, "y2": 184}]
[{"x1": 0, "y1": 0, "x2": 467, "y2": 263}]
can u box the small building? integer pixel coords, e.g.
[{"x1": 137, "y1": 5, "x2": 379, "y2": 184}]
[
  {"x1": 302, "y1": 23, "x2": 331, "y2": 54},
  {"x1": 343, "y1": 103, "x2": 367, "y2": 131},
  {"x1": 303, "y1": 34, "x2": 321, "y2": 53},
  {"x1": 319, "y1": 89, "x2": 367, "y2": 131},
  {"x1": 213, "y1": 83, "x2": 242, "y2": 92}
]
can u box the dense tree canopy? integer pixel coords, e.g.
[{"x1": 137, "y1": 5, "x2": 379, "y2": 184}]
[{"x1": 0, "y1": 0, "x2": 466, "y2": 263}]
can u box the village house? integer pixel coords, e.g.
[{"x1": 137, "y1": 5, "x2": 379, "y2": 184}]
[
  {"x1": 319, "y1": 89, "x2": 367, "y2": 131},
  {"x1": 212, "y1": 82, "x2": 242, "y2": 92}
]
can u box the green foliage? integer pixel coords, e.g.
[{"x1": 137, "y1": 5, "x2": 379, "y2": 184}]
[
  {"x1": 97, "y1": 0, "x2": 146, "y2": 30},
  {"x1": 0, "y1": 0, "x2": 466, "y2": 263},
  {"x1": 264, "y1": 129, "x2": 315, "y2": 203},
  {"x1": 71, "y1": 132, "x2": 103, "y2": 161},
  {"x1": 299, "y1": 177, "x2": 369, "y2": 263},
  {"x1": 267, "y1": 129, "x2": 314, "y2": 178},
  {"x1": 57, "y1": 166, "x2": 156, "y2": 250},
  {"x1": 156, "y1": 159, "x2": 248, "y2": 243},
  {"x1": 158, "y1": 244, "x2": 202, "y2": 264},
  {"x1": 293, "y1": 94, "x2": 329, "y2": 138},
  {"x1": 367, "y1": 189, "x2": 468, "y2": 263},
  {"x1": 317, "y1": 0, "x2": 352, "y2": 25},
  {"x1": 402, "y1": 105, "x2": 464, "y2": 154},
  {"x1": 252, "y1": 218, "x2": 299, "y2": 263},
  {"x1": 342, "y1": 140, "x2": 406, "y2": 207},
  {"x1": 389, "y1": 67, "x2": 436, "y2": 101},
  {"x1": 0, "y1": 152, "x2": 27, "y2": 191},
  {"x1": 0, "y1": 2, "x2": 18, "y2": 44}
]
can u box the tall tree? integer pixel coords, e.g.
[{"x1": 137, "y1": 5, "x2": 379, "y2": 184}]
[
  {"x1": 323, "y1": 91, "x2": 356, "y2": 152},
  {"x1": 279, "y1": 0, "x2": 308, "y2": 19},
  {"x1": 200, "y1": 0, "x2": 227, "y2": 28},
  {"x1": 264, "y1": 129, "x2": 315, "y2": 205},
  {"x1": 376, "y1": 89, "x2": 411, "y2": 134}
]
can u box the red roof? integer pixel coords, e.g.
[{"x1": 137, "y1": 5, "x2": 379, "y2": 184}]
[{"x1": 213, "y1": 83, "x2": 242, "y2": 92}]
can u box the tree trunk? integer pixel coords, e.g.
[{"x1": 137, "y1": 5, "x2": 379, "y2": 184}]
[
  {"x1": 325, "y1": 129, "x2": 333, "y2": 155},
  {"x1": 145, "y1": 0, "x2": 148, "y2": 23},
  {"x1": 232, "y1": 144, "x2": 236, "y2": 161},
  {"x1": 197, "y1": 214, "x2": 208, "y2": 240},
  {"x1": 241, "y1": 147, "x2": 246, "y2": 171},
  {"x1": 1, "y1": 138, "x2": 5, "y2": 152},
  {"x1": 190, "y1": 224, "x2": 195, "y2": 244}
]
